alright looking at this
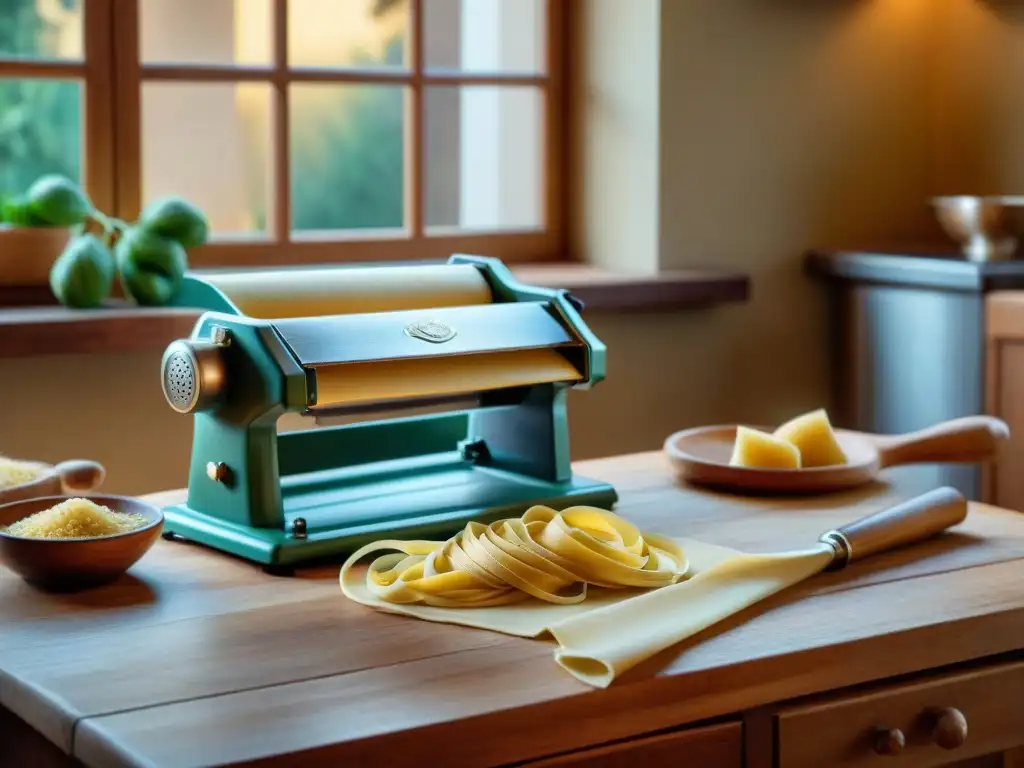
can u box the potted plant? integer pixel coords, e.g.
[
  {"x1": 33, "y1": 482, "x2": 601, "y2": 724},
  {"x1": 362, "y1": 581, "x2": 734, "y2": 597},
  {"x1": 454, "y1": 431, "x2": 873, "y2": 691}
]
[
  {"x1": 0, "y1": 175, "x2": 209, "y2": 308},
  {"x1": 0, "y1": 176, "x2": 81, "y2": 287}
]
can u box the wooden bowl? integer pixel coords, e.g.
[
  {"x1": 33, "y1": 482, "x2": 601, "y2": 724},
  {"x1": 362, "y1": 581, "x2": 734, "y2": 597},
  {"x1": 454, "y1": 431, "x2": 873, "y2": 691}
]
[
  {"x1": 0, "y1": 495, "x2": 164, "y2": 592},
  {"x1": 0, "y1": 224, "x2": 71, "y2": 285},
  {"x1": 0, "y1": 458, "x2": 106, "y2": 506}
]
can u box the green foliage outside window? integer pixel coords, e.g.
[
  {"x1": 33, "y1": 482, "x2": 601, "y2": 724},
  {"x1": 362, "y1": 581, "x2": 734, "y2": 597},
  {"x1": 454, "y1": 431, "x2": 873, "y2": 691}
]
[
  {"x1": 0, "y1": 0, "x2": 81, "y2": 197},
  {"x1": 289, "y1": 35, "x2": 404, "y2": 231}
]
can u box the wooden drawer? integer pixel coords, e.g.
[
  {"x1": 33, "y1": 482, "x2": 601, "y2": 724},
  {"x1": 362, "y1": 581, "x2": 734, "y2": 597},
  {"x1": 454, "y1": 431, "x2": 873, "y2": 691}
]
[
  {"x1": 520, "y1": 721, "x2": 742, "y2": 767},
  {"x1": 773, "y1": 660, "x2": 1024, "y2": 768}
]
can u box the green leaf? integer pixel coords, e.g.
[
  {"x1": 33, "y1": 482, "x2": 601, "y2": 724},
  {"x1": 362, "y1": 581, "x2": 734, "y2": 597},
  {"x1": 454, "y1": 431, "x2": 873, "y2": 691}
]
[{"x1": 1, "y1": 193, "x2": 50, "y2": 226}]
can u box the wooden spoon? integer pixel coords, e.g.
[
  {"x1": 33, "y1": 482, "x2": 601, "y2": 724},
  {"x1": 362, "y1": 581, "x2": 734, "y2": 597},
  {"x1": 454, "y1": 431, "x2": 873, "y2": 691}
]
[
  {"x1": 0, "y1": 459, "x2": 106, "y2": 506},
  {"x1": 663, "y1": 416, "x2": 1009, "y2": 495}
]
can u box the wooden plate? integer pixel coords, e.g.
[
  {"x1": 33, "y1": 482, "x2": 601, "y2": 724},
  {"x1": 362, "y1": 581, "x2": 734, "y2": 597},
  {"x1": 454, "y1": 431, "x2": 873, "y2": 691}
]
[{"x1": 663, "y1": 416, "x2": 1010, "y2": 495}]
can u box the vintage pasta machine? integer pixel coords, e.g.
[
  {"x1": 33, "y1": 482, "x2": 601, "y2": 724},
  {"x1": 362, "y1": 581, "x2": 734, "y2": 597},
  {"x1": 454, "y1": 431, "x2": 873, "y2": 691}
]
[{"x1": 158, "y1": 255, "x2": 616, "y2": 571}]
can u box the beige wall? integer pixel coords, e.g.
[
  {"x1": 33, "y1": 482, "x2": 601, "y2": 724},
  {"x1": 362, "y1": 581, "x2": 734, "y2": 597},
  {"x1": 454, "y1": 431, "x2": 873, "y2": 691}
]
[
  {"x1": 570, "y1": 0, "x2": 943, "y2": 455},
  {"x1": 0, "y1": 351, "x2": 187, "y2": 495},
  {"x1": 653, "y1": 0, "x2": 938, "y2": 425},
  {"x1": 3, "y1": 0, "x2": 1020, "y2": 495},
  {"x1": 931, "y1": 0, "x2": 1024, "y2": 194}
]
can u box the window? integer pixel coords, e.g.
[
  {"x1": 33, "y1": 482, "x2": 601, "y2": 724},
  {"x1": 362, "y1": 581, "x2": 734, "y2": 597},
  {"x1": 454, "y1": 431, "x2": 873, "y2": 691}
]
[
  {"x1": 0, "y1": 0, "x2": 567, "y2": 267},
  {"x1": 0, "y1": 0, "x2": 115, "y2": 213}
]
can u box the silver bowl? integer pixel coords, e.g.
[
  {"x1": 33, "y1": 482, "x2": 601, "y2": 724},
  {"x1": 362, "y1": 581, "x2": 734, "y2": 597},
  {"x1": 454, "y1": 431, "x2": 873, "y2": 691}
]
[{"x1": 931, "y1": 196, "x2": 1024, "y2": 262}]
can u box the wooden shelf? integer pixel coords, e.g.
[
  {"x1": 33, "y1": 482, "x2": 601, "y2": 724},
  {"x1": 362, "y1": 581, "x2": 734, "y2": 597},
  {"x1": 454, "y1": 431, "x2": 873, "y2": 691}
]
[
  {"x1": 513, "y1": 264, "x2": 749, "y2": 311},
  {"x1": 0, "y1": 305, "x2": 200, "y2": 359},
  {"x1": 0, "y1": 264, "x2": 749, "y2": 359}
]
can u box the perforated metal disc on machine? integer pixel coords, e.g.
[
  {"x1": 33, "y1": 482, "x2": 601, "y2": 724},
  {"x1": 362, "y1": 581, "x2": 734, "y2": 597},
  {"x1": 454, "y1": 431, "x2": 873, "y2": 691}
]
[{"x1": 163, "y1": 350, "x2": 196, "y2": 412}]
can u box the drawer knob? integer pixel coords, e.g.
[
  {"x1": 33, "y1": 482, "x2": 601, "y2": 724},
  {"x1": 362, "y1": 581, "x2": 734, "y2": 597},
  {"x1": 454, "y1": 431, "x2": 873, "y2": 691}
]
[
  {"x1": 929, "y1": 707, "x2": 968, "y2": 750},
  {"x1": 873, "y1": 727, "x2": 906, "y2": 756}
]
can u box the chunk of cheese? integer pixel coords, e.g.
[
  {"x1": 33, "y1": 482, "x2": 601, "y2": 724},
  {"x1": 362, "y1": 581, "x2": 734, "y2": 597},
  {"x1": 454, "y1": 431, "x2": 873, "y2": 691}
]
[
  {"x1": 729, "y1": 426, "x2": 802, "y2": 469},
  {"x1": 773, "y1": 408, "x2": 847, "y2": 468}
]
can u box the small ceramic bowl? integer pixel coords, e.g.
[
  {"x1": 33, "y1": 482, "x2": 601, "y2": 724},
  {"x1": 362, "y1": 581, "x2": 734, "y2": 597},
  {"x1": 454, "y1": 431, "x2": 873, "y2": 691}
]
[{"x1": 0, "y1": 495, "x2": 164, "y2": 592}]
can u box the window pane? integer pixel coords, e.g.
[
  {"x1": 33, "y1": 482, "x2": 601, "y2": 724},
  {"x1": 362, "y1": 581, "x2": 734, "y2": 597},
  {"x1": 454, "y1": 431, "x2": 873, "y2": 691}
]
[
  {"x1": 140, "y1": 0, "x2": 272, "y2": 66},
  {"x1": 425, "y1": 86, "x2": 542, "y2": 232},
  {"x1": 290, "y1": 84, "x2": 406, "y2": 233},
  {"x1": 423, "y1": 0, "x2": 545, "y2": 74},
  {"x1": 141, "y1": 82, "x2": 272, "y2": 236},
  {"x1": 288, "y1": 0, "x2": 408, "y2": 69},
  {"x1": 0, "y1": 0, "x2": 83, "y2": 61},
  {"x1": 0, "y1": 78, "x2": 81, "y2": 196}
]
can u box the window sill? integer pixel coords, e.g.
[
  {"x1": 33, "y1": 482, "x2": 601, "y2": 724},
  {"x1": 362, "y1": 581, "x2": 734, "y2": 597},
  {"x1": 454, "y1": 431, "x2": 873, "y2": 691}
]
[{"x1": 0, "y1": 264, "x2": 748, "y2": 360}]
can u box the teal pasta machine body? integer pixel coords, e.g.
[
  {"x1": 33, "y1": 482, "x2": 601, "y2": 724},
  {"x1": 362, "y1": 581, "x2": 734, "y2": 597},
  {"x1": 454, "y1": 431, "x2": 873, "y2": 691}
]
[{"x1": 159, "y1": 255, "x2": 616, "y2": 571}]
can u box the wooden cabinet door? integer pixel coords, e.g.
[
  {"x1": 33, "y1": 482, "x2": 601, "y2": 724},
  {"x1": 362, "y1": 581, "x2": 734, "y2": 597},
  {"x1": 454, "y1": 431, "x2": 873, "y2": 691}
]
[
  {"x1": 769, "y1": 660, "x2": 1024, "y2": 768},
  {"x1": 985, "y1": 293, "x2": 1024, "y2": 511},
  {"x1": 520, "y1": 721, "x2": 742, "y2": 767}
]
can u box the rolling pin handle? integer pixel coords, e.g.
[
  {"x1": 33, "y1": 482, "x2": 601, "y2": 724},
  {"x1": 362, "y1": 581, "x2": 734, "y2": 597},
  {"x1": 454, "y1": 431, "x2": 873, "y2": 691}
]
[{"x1": 819, "y1": 486, "x2": 967, "y2": 570}]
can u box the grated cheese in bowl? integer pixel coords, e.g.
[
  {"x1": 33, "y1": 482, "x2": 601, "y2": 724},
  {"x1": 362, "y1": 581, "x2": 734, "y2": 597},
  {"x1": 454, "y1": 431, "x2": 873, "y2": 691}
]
[
  {"x1": 0, "y1": 456, "x2": 42, "y2": 490},
  {"x1": 2, "y1": 497, "x2": 148, "y2": 540}
]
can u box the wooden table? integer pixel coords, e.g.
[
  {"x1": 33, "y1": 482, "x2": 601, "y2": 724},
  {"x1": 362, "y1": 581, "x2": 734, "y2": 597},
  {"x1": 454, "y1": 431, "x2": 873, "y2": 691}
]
[{"x1": 2, "y1": 452, "x2": 1024, "y2": 767}]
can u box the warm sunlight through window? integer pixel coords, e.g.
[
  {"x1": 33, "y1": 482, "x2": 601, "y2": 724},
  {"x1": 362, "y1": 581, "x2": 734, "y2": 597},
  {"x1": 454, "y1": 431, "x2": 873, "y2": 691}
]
[{"x1": 0, "y1": 0, "x2": 567, "y2": 267}]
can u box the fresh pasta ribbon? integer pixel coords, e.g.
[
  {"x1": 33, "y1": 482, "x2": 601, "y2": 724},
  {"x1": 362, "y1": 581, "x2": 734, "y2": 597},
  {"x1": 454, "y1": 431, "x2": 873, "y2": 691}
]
[{"x1": 339, "y1": 505, "x2": 689, "y2": 607}]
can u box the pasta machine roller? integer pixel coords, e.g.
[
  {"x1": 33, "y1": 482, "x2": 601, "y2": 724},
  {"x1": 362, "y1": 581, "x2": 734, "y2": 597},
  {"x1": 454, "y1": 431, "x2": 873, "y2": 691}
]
[{"x1": 159, "y1": 255, "x2": 616, "y2": 572}]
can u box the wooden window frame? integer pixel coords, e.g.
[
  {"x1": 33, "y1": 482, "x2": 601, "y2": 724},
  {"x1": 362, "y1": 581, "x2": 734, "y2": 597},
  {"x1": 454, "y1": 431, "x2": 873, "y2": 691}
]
[
  {"x1": 0, "y1": 0, "x2": 566, "y2": 270},
  {"x1": 109, "y1": 0, "x2": 568, "y2": 268}
]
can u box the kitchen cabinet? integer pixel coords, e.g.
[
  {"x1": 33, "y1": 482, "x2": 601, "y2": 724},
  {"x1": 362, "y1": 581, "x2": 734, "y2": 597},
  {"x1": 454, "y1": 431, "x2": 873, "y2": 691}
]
[
  {"x1": 986, "y1": 291, "x2": 1024, "y2": 511},
  {"x1": 809, "y1": 252, "x2": 1024, "y2": 513},
  {"x1": 806, "y1": 248, "x2": 1024, "y2": 503},
  {"x1": 761, "y1": 660, "x2": 1024, "y2": 768}
]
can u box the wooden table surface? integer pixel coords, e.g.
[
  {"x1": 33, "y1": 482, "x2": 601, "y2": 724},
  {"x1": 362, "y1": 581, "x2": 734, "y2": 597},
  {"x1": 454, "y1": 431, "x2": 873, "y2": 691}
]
[{"x1": 2, "y1": 453, "x2": 1024, "y2": 768}]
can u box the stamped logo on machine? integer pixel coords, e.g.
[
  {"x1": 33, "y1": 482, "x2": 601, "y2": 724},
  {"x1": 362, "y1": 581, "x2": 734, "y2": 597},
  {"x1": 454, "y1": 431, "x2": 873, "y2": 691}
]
[{"x1": 404, "y1": 319, "x2": 458, "y2": 344}]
